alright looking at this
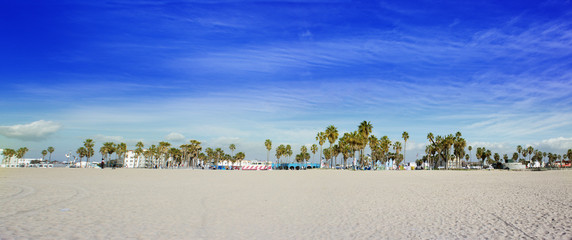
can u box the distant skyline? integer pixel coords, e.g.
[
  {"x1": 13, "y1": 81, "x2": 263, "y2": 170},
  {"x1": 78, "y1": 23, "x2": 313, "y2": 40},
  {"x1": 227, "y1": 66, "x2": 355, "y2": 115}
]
[{"x1": 1, "y1": 0, "x2": 571, "y2": 162}]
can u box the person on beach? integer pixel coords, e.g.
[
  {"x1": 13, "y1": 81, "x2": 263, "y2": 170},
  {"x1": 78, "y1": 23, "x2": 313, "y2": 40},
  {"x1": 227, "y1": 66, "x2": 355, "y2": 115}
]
[{"x1": 100, "y1": 159, "x2": 105, "y2": 169}]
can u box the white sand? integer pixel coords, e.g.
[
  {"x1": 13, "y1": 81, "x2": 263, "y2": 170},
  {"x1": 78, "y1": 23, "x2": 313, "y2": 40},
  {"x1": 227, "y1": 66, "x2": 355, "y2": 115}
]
[{"x1": 1, "y1": 168, "x2": 571, "y2": 239}]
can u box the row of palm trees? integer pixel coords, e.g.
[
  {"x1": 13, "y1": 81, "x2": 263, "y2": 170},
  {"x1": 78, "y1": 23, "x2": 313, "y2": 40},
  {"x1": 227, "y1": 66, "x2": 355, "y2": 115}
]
[
  {"x1": 264, "y1": 121, "x2": 411, "y2": 169},
  {"x1": 263, "y1": 122, "x2": 572, "y2": 170},
  {"x1": 71, "y1": 139, "x2": 246, "y2": 169},
  {"x1": 2, "y1": 146, "x2": 57, "y2": 166},
  {"x1": 1, "y1": 147, "x2": 29, "y2": 165}
]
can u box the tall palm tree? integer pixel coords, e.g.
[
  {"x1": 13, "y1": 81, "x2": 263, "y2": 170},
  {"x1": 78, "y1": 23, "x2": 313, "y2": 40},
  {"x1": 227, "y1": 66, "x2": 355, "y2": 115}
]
[
  {"x1": 332, "y1": 144, "x2": 341, "y2": 169},
  {"x1": 134, "y1": 141, "x2": 144, "y2": 168},
  {"x1": 402, "y1": 131, "x2": 409, "y2": 167},
  {"x1": 102, "y1": 142, "x2": 116, "y2": 166},
  {"x1": 275, "y1": 144, "x2": 285, "y2": 166},
  {"x1": 369, "y1": 135, "x2": 379, "y2": 169},
  {"x1": 311, "y1": 144, "x2": 318, "y2": 164},
  {"x1": 99, "y1": 145, "x2": 109, "y2": 165},
  {"x1": 316, "y1": 132, "x2": 326, "y2": 167},
  {"x1": 300, "y1": 145, "x2": 308, "y2": 168},
  {"x1": 83, "y1": 139, "x2": 95, "y2": 167},
  {"x1": 229, "y1": 144, "x2": 236, "y2": 158},
  {"x1": 265, "y1": 139, "x2": 272, "y2": 163},
  {"x1": 41, "y1": 150, "x2": 48, "y2": 161},
  {"x1": 40, "y1": 150, "x2": 47, "y2": 161},
  {"x1": 468, "y1": 146, "x2": 473, "y2": 164},
  {"x1": 285, "y1": 145, "x2": 293, "y2": 163},
  {"x1": 116, "y1": 142, "x2": 127, "y2": 167},
  {"x1": 516, "y1": 145, "x2": 523, "y2": 160},
  {"x1": 76, "y1": 147, "x2": 87, "y2": 167},
  {"x1": 47, "y1": 146, "x2": 54, "y2": 162},
  {"x1": 358, "y1": 121, "x2": 373, "y2": 168},
  {"x1": 325, "y1": 125, "x2": 339, "y2": 168},
  {"x1": 189, "y1": 140, "x2": 202, "y2": 168},
  {"x1": 393, "y1": 141, "x2": 402, "y2": 167},
  {"x1": 16, "y1": 147, "x2": 29, "y2": 165},
  {"x1": 158, "y1": 141, "x2": 171, "y2": 168},
  {"x1": 527, "y1": 146, "x2": 534, "y2": 163},
  {"x1": 2, "y1": 148, "x2": 16, "y2": 165},
  {"x1": 380, "y1": 136, "x2": 391, "y2": 167}
]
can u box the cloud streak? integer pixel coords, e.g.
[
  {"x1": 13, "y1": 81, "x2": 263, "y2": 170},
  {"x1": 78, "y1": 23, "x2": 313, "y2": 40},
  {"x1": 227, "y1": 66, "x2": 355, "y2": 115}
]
[{"x1": 0, "y1": 120, "x2": 62, "y2": 141}]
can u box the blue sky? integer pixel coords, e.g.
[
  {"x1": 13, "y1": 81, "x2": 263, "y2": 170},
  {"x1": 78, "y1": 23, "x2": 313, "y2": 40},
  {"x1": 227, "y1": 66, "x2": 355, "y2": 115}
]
[{"x1": 1, "y1": 0, "x2": 572, "y2": 162}]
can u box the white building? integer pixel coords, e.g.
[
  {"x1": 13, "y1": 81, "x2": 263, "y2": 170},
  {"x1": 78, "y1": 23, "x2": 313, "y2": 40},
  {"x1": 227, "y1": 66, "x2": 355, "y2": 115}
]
[
  {"x1": 123, "y1": 150, "x2": 146, "y2": 168},
  {"x1": 1, "y1": 153, "x2": 40, "y2": 168}
]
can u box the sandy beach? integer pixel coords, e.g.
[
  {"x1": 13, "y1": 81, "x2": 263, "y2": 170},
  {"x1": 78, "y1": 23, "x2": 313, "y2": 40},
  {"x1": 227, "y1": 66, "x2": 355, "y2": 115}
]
[{"x1": 0, "y1": 168, "x2": 571, "y2": 239}]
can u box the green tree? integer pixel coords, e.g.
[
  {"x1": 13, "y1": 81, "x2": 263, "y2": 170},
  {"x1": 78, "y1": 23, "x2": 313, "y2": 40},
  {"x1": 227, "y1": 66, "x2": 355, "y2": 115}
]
[
  {"x1": 393, "y1": 141, "x2": 402, "y2": 167},
  {"x1": 285, "y1": 144, "x2": 293, "y2": 163},
  {"x1": 134, "y1": 141, "x2": 144, "y2": 168},
  {"x1": 116, "y1": 142, "x2": 127, "y2": 167},
  {"x1": 2, "y1": 148, "x2": 16, "y2": 165},
  {"x1": 229, "y1": 144, "x2": 236, "y2": 157},
  {"x1": 158, "y1": 141, "x2": 171, "y2": 168},
  {"x1": 369, "y1": 135, "x2": 379, "y2": 169},
  {"x1": 275, "y1": 144, "x2": 285, "y2": 166},
  {"x1": 83, "y1": 139, "x2": 95, "y2": 167},
  {"x1": 316, "y1": 132, "x2": 326, "y2": 167},
  {"x1": 76, "y1": 147, "x2": 87, "y2": 167},
  {"x1": 402, "y1": 131, "x2": 409, "y2": 166},
  {"x1": 16, "y1": 147, "x2": 29, "y2": 165},
  {"x1": 311, "y1": 144, "x2": 318, "y2": 164},
  {"x1": 41, "y1": 150, "x2": 48, "y2": 161},
  {"x1": 47, "y1": 146, "x2": 54, "y2": 162},
  {"x1": 300, "y1": 145, "x2": 308, "y2": 168},
  {"x1": 358, "y1": 121, "x2": 373, "y2": 168},
  {"x1": 265, "y1": 139, "x2": 272, "y2": 163},
  {"x1": 468, "y1": 146, "x2": 472, "y2": 163},
  {"x1": 325, "y1": 125, "x2": 339, "y2": 168},
  {"x1": 101, "y1": 142, "x2": 116, "y2": 166},
  {"x1": 188, "y1": 140, "x2": 202, "y2": 168}
]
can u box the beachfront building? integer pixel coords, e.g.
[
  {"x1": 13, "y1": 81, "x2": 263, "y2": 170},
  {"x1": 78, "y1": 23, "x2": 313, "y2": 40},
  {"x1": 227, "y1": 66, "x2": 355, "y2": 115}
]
[{"x1": 123, "y1": 150, "x2": 146, "y2": 168}]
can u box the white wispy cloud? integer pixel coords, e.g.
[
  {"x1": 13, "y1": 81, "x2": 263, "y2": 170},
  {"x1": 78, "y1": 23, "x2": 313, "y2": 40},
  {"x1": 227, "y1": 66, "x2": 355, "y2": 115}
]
[
  {"x1": 0, "y1": 120, "x2": 61, "y2": 141},
  {"x1": 93, "y1": 134, "x2": 125, "y2": 143}
]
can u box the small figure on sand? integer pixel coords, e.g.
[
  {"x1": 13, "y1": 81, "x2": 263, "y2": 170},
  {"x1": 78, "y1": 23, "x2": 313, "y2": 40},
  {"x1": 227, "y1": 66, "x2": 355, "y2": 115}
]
[{"x1": 100, "y1": 159, "x2": 105, "y2": 169}]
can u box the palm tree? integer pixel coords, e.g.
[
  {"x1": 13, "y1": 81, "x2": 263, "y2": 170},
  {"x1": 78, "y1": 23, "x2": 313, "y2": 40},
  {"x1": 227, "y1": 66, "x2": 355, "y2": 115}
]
[
  {"x1": 83, "y1": 139, "x2": 95, "y2": 167},
  {"x1": 102, "y1": 142, "x2": 116, "y2": 166},
  {"x1": 379, "y1": 135, "x2": 391, "y2": 168},
  {"x1": 116, "y1": 142, "x2": 127, "y2": 167},
  {"x1": 189, "y1": 140, "x2": 202, "y2": 168},
  {"x1": 393, "y1": 141, "x2": 402, "y2": 168},
  {"x1": 47, "y1": 146, "x2": 54, "y2": 162},
  {"x1": 76, "y1": 147, "x2": 87, "y2": 167},
  {"x1": 516, "y1": 145, "x2": 523, "y2": 160},
  {"x1": 16, "y1": 147, "x2": 29, "y2": 166},
  {"x1": 527, "y1": 146, "x2": 534, "y2": 164},
  {"x1": 325, "y1": 125, "x2": 339, "y2": 168},
  {"x1": 285, "y1": 145, "x2": 293, "y2": 163},
  {"x1": 41, "y1": 150, "x2": 48, "y2": 161},
  {"x1": 311, "y1": 144, "x2": 318, "y2": 164},
  {"x1": 134, "y1": 141, "x2": 144, "y2": 168},
  {"x1": 402, "y1": 131, "x2": 409, "y2": 167},
  {"x1": 265, "y1": 139, "x2": 272, "y2": 163},
  {"x1": 316, "y1": 132, "x2": 326, "y2": 167},
  {"x1": 229, "y1": 144, "x2": 236, "y2": 158},
  {"x1": 2, "y1": 148, "x2": 16, "y2": 165},
  {"x1": 235, "y1": 152, "x2": 245, "y2": 165},
  {"x1": 453, "y1": 133, "x2": 466, "y2": 168},
  {"x1": 300, "y1": 145, "x2": 308, "y2": 169},
  {"x1": 358, "y1": 121, "x2": 373, "y2": 168},
  {"x1": 468, "y1": 146, "x2": 472, "y2": 164},
  {"x1": 369, "y1": 135, "x2": 379, "y2": 169},
  {"x1": 275, "y1": 144, "x2": 285, "y2": 166}
]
